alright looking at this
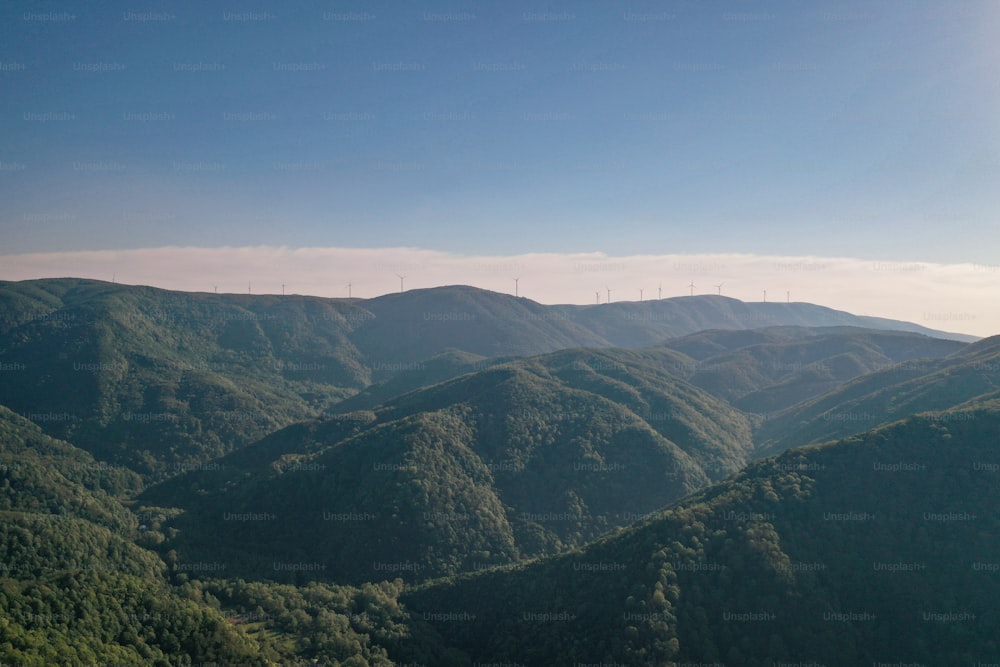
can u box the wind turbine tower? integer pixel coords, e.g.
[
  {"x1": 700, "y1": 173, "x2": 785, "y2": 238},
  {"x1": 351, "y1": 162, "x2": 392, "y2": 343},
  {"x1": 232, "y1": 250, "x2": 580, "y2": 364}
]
[
  {"x1": 396, "y1": 274, "x2": 406, "y2": 293},
  {"x1": 607, "y1": 286, "x2": 612, "y2": 303},
  {"x1": 639, "y1": 288, "x2": 643, "y2": 302},
  {"x1": 763, "y1": 289, "x2": 767, "y2": 303},
  {"x1": 688, "y1": 281, "x2": 695, "y2": 297},
  {"x1": 658, "y1": 283, "x2": 662, "y2": 300},
  {"x1": 513, "y1": 277, "x2": 520, "y2": 298},
  {"x1": 715, "y1": 283, "x2": 724, "y2": 296}
]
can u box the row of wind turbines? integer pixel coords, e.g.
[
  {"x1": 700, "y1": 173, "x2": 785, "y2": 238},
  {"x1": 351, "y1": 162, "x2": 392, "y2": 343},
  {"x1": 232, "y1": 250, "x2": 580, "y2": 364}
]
[
  {"x1": 594, "y1": 282, "x2": 790, "y2": 304},
  {"x1": 227, "y1": 277, "x2": 789, "y2": 304}
]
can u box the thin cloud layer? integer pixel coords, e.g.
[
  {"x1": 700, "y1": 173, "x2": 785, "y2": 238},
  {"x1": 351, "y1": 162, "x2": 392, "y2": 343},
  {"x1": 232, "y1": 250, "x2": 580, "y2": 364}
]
[{"x1": 1, "y1": 246, "x2": 996, "y2": 337}]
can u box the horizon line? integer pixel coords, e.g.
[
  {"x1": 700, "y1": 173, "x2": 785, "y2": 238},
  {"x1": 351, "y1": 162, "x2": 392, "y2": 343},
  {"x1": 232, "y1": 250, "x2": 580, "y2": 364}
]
[{"x1": 1, "y1": 245, "x2": 996, "y2": 337}]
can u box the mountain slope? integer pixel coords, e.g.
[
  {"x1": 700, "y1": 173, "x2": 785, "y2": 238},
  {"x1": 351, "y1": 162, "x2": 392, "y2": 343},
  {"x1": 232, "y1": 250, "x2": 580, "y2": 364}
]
[
  {"x1": 0, "y1": 404, "x2": 281, "y2": 666},
  {"x1": 657, "y1": 326, "x2": 964, "y2": 414},
  {"x1": 755, "y1": 334, "x2": 1000, "y2": 456},
  {"x1": 402, "y1": 406, "x2": 1000, "y2": 665},
  {"x1": 338, "y1": 327, "x2": 966, "y2": 429},
  {"x1": 0, "y1": 278, "x2": 373, "y2": 478},
  {"x1": 554, "y1": 294, "x2": 976, "y2": 345}
]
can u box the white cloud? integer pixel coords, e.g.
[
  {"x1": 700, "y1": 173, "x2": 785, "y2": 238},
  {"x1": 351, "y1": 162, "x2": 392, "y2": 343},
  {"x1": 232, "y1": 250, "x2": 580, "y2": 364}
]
[{"x1": 1, "y1": 245, "x2": 997, "y2": 337}]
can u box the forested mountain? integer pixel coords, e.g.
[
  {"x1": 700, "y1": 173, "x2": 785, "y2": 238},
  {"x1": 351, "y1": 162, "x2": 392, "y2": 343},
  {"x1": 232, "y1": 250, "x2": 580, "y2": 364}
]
[
  {"x1": 337, "y1": 326, "x2": 963, "y2": 424},
  {"x1": 0, "y1": 401, "x2": 461, "y2": 666},
  {"x1": 0, "y1": 279, "x2": 372, "y2": 477},
  {"x1": 401, "y1": 406, "x2": 1000, "y2": 665},
  {"x1": 141, "y1": 348, "x2": 752, "y2": 584},
  {"x1": 137, "y1": 330, "x2": 977, "y2": 588}
]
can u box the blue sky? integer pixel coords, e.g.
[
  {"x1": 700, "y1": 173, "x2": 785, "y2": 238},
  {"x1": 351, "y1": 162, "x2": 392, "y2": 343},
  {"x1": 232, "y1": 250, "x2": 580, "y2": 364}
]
[{"x1": 1, "y1": 0, "x2": 999, "y2": 334}]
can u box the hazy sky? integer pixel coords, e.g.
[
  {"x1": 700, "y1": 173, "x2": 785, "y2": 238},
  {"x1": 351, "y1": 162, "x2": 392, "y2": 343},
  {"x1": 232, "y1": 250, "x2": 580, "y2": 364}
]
[{"x1": 2, "y1": 1, "x2": 998, "y2": 334}]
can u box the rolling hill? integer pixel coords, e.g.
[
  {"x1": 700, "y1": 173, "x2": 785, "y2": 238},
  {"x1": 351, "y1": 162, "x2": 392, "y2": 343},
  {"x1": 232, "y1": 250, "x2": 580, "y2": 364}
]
[
  {"x1": 657, "y1": 326, "x2": 965, "y2": 414},
  {"x1": 140, "y1": 348, "x2": 753, "y2": 584}
]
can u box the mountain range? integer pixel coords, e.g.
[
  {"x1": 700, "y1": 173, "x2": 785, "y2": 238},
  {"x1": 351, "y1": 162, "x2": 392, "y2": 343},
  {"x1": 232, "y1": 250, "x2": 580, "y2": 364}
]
[{"x1": 0, "y1": 277, "x2": 995, "y2": 665}]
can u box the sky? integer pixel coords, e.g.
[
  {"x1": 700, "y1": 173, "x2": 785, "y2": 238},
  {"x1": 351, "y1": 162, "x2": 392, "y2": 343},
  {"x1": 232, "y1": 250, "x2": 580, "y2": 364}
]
[{"x1": 1, "y1": 0, "x2": 998, "y2": 336}]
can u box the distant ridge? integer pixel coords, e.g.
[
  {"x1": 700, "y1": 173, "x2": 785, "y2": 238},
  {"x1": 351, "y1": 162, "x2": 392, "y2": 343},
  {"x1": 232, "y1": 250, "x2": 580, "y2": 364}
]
[{"x1": 5, "y1": 279, "x2": 975, "y2": 350}]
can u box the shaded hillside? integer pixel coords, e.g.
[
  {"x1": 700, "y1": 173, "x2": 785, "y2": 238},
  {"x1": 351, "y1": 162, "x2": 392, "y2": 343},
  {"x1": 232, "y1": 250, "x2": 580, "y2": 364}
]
[
  {"x1": 332, "y1": 349, "x2": 489, "y2": 413},
  {"x1": 553, "y1": 295, "x2": 975, "y2": 346},
  {"x1": 0, "y1": 401, "x2": 461, "y2": 667},
  {"x1": 0, "y1": 278, "x2": 373, "y2": 478},
  {"x1": 658, "y1": 326, "x2": 964, "y2": 414},
  {"x1": 142, "y1": 351, "x2": 753, "y2": 584},
  {"x1": 755, "y1": 334, "x2": 1000, "y2": 456},
  {"x1": 402, "y1": 406, "x2": 1000, "y2": 665},
  {"x1": 0, "y1": 405, "x2": 142, "y2": 508},
  {"x1": 338, "y1": 327, "x2": 965, "y2": 426}
]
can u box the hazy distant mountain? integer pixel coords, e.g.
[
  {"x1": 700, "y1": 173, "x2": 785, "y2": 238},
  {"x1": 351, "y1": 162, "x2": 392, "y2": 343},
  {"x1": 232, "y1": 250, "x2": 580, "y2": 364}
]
[
  {"x1": 551, "y1": 294, "x2": 977, "y2": 346},
  {"x1": 755, "y1": 334, "x2": 1000, "y2": 456},
  {"x1": 658, "y1": 326, "x2": 965, "y2": 414},
  {"x1": 402, "y1": 406, "x2": 1000, "y2": 665}
]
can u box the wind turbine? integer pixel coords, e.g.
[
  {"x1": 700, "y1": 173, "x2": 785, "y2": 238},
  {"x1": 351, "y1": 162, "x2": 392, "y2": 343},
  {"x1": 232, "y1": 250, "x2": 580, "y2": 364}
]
[
  {"x1": 639, "y1": 288, "x2": 643, "y2": 302},
  {"x1": 606, "y1": 286, "x2": 612, "y2": 303},
  {"x1": 688, "y1": 281, "x2": 695, "y2": 297},
  {"x1": 786, "y1": 290, "x2": 790, "y2": 303},
  {"x1": 658, "y1": 283, "x2": 662, "y2": 300},
  {"x1": 513, "y1": 277, "x2": 520, "y2": 298},
  {"x1": 213, "y1": 285, "x2": 218, "y2": 294},
  {"x1": 282, "y1": 283, "x2": 286, "y2": 296},
  {"x1": 763, "y1": 289, "x2": 767, "y2": 303},
  {"x1": 395, "y1": 274, "x2": 406, "y2": 293},
  {"x1": 595, "y1": 290, "x2": 600, "y2": 304},
  {"x1": 347, "y1": 282, "x2": 352, "y2": 298},
  {"x1": 248, "y1": 282, "x2": 252, "y2": 295},
  {"x1": 715, "y1": 282, "x2": 724, "y2": 295}
]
